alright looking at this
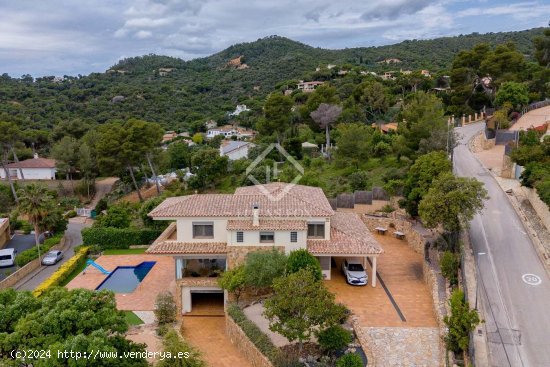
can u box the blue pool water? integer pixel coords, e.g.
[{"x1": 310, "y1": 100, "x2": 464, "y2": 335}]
[{"x1": 96, "y1": 261, "x2": 156, "y2": 293}]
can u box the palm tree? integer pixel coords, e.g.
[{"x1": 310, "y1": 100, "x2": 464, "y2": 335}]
[{"x1": 17, "y1": 184, "x2": 52, "y2": 259}]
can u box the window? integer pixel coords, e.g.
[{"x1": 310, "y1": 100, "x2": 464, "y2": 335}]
[
  {"x1": 307, "y1": 223, "x2": 325, "y2": 239},
  {"x1": 260, "y1": 232, "x2": 275, "y2": 243},
  {"x1": 290, "y1": 232, "x2": 298, "y2": 243},
  {"x1": 236, "y1": 231, "x2": 244, "y2": 243},
  {"x1": 193, "y1": 222, "x2": 214, "y2": 238}
]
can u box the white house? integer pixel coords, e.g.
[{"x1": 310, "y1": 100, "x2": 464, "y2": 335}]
[
  {"x1": 297, "y1": 80, "x2": 324, "y2": 93},
  {"x1": 228, "y1": 104, "x2": 250, "y2": 117},
  {"x1": 147, "y1": 183, "x2": 383, "y2": 314},
  {"x1": 206, "y1": 125, "x2": 257, "y2": 140},
  {"x1": 220, "y1": 141, "x2": 255, "y2": 160},
  {"x1": 0, "y1": 155, "x2": 57, "y2": 180}
]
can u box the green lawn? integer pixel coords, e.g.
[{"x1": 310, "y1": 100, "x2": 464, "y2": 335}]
[
  {"x1": 124, "y1": 311, "x2": 144, "y2": 326},
  {"x1": 102, "y1": 248, "x2": 147, "y2": 255},
  {"x1": 59, "y1": 258, "x2": 88, "y2": 287}
]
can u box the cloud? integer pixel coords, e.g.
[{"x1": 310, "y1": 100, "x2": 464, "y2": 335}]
[{"x1": 0, "y1": 0, "x2": 546, "y2": 76}]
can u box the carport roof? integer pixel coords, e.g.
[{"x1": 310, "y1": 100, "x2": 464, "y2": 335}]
[{"x1": 307, "y1": 212, "x2": 383, "y2": 256}]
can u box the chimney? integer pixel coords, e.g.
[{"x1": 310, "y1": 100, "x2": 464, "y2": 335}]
[
  {"x1": 252, "y1": 204, "x2": 259, "y2": 227},
  {"x1": 33, "y1": 153, "x2": 39, "y2": 159}
]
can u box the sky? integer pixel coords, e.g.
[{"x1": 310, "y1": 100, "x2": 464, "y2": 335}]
[{"x1": 0, "y1": 0, "x2": 548, "y2": 77}]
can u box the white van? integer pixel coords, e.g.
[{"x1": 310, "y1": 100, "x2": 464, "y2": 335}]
[{"x1": 0, "y1": 248, "x2": 16, "y2": 267}]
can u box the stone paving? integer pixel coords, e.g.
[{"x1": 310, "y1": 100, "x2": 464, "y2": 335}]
[{"x1": 359, "y1": 327, "x2": 441, "y2": 367}]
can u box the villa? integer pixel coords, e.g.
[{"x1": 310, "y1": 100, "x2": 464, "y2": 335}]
[
  {"x1": 147, "y1": 183, "x2": 383, "y2": 314},
  {"x1": 0, "y1": 154, "x2": 57, "y2": 180}
]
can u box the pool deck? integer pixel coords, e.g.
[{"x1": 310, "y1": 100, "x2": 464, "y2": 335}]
[{"x1": 66, "y1": 254, "x2": 175, "y2": 311}]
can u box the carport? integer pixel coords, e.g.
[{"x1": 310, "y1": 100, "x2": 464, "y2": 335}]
[
  {"x1": 307, "y1": 212, "x2": 383, "y2": 287},
  {"x1": 314, "y1": 255, "x2": 379, "y2": 286}
]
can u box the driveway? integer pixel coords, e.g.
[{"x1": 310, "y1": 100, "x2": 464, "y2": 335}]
[
  {"x1": 0, "y1": 234, "x2": 39, "y2": 280},
  {"x1": 14, "y1": 221, "x2": 88, "y2": 291},
  {"x1": 455, "y1": 122, "x2": 550, "y2": 366}
]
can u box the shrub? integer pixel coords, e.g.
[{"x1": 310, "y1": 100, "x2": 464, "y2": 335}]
[
  {"x1": 20, "y1": 221, "x2": 32, "y2": 234},
  {"x1": 81, "y1": 227, "x2": 162, "y2": 249},
  {"x1": 15, "y1": 233, "x2": 64, "y2": 267},
  {"x1": 286, "y1": 249, "x2": 322, "y2": 281},
  {"x1": 154, "y1": 292, "x2": 177, "y2": 325},
  {"x1": 336, "y1": 353, "x2": 363, "y2": 367},
  {"x1": 217, "y1": 264, "x2": 246, "y2": 304},
  {"x1": 94, "y1": 205, "x2": 132, "y2": 228},
  {"x1": 157, "y1": 330, "x2": 206, "y2": 367},
  {"x1": 440, "y1": 251, "x2": 460, "y2": 286},
  {"x1": 244, "y1": 248, "x2": 287, "y2": 288},
  {"x1": 64, "y1": 210, "x2": 77, "y2": 219},
  {"x1": 317, "y1": 325, "x2": 353, "y2": 354},
  {"x1": 33, "y1": 247, "x2": 89, "y2": 297},
  {"x1": 227, "y1": 303, "x2": 280, "y2": 363},
  {"x1": 95, "y1": 198, "x2": 109, "y2": 212},
  {"x1": 444, "y1": 289, "x2": 480, "y2": 353}
]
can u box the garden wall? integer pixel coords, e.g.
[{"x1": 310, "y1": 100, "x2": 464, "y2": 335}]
[
  {"x1": 520, "y1": 186, "x2": 550, "y2": 232},
  {"x1": 0, "y1": 236, "x2": 68, "y2": 290},
  {"x1": 225, "y1": 315, "x2": 274, "y2": 367},
  {"x1": 0, "y1": 218, "x2": 9, "y2": 248},
  {"x1": 469, "y1": 130, "x2": 495, "y2": 153},
  {"x1": 362, "y1": 215, "x2": 426, "y2": 254}
]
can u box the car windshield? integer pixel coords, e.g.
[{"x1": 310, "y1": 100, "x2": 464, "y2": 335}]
[
  {"x1": 45, "y1": 252, "x2": 57, "y2": 258},
  {"x1": 348, "y1": 264, "x2": 364, "y2": 272}
]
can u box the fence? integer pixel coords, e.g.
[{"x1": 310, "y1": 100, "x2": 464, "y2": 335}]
[
  {"x1": 330, "y1": 187, "x2": 390, "y2": 209},
  {"x1": 76, "y1": 208, "x2": 92, "y2": 217}
]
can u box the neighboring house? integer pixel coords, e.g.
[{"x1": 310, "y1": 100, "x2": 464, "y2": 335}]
[
  {"x1": 421, "y1": 69, "x2": 431, "y2": 77},
  {"x1": 381, "y1": 72, "x2": 396, "y2": 81},
  {"x1": 147, "y1": 183, "x2": 383, "y2": 314},
  {"x1": 158, "y1": 68, "x2": 175, "y2": 76},
  {"x1": 301, "y1": 141, "x2": 318, "y2": 149},
  {"x1": 0, "y1": 218, "x2": 9, "y2": 248},
  {"x1": 206, "y1": 125, "x2": 257, "y2": 140},
  {"x1": 162, "y1": 131, "x2": 178, "y2": 144},
  {"x1": 377, "y1": 58, "x2": 401, "y2": 64},
  {"x1": 0, "y1": 154, "x2": 56, "y2": 180},
  {"x1": 205, "y1": 120, "x2": 217, "y2": 130},
  {"x1": 220, "y1": 141, "x2": 255, "y2": 160},
  {"x1": 228, "y1": 104, "x2": 250, "y2": 117},
  {"x1": 297, "y1": 81, "x2": 324, "y2": 93},
  {"x1": 372, "y1": 122, "x2": 398, "y2": 134}
]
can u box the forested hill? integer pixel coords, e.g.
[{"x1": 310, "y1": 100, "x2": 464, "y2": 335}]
[{"x1": 0, "y1": 28, "x2": 544, "y2": 131}]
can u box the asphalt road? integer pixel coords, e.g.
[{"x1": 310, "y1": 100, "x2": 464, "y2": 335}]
[
  {"x1": 14, "y1": 222, "x2": 87, "y2": 291},
  {"x1": 454, "y1": 122, "x2": 550, "y2": 367}
]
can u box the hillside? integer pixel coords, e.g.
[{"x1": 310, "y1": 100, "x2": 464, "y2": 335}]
[{"x1": 0, "y1": 28, "x2": 545, "y2": 132}]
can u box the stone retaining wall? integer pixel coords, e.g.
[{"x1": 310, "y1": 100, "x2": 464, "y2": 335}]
[
  {"x1": 225, "y1": 315, "x2": 274, "y2": 367},
  {"x1": 469, "y1": 130, "x2": 495, "y2": 153},
  {"x1": 362, "y1": 216, "x2": 425, "y2": 254},
  {"x1": 520, "y1": 187, "x2": 550, "y2": 233},
  {"x1": 0, "y1": 236, "x2": 67, "y2": 290}
]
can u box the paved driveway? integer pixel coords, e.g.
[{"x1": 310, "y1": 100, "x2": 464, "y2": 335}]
[
  {"x1": 455, "y1": 122, "x2": 550, "y2": 366},
  {"x1": 0, "y1": 234, "x2": 38, "y2": 280}
]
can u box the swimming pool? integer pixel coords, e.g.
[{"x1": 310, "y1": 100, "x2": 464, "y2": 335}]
[{"x1": 96, "y1": 261, "x2": 156, "y2": 293}]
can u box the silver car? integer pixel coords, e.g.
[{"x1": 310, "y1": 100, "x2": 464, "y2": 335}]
[
  {"x1": 342, "y1": 259, "x2": 368, "y2": 286},
  {"x1": 42, "y1": 250, "x2": 63, "y2": 265}
]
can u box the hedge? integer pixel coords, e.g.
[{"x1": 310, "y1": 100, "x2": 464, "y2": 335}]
[
  {"x1": 226, "y1": 303, "x2": 281, "y2": 363},
  {"x1": 33, "y1": 247, "x2": 89, "y2": 297},
  {"x1": 15, "y1": 233, "x2": 64, "y2": 267},
  {"x1": 81, "y1": 227, "x2": 162, "y2": 249}
]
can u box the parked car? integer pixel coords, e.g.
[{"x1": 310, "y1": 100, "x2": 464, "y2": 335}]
[
  {"x1": 42, "y1": 250, "x2": 64, "y2": 265},
  {"x1": 0, "y1": 248, "x2": 16, "y2": 267},
  {"x1": 341, "y1": 259, "x2": 368, "y2": 286}
]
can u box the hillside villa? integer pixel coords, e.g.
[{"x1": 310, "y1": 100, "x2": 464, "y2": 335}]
[
  {"x1": 297, "y1": 80, "x2": 324, "y2": 92},
  {"x1": 206, "y1": 125, "x2": 257, "y2": 140},
  {"x1": 0, "y1": 154, "x2": 56, "y2": 180},
  {"x1": 146, "y1": 183, "x2": 383, "y2": 314}
]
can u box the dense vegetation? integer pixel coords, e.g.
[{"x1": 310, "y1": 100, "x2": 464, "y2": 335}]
[{"x1": 0, "y1": 28, "x2": 544, "y2": 135}]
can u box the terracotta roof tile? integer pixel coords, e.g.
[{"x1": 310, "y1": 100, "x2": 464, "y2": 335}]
[
  {"x1": 227, "y1": 219, "x2": 307, "y2": 231},
  {"x1": 146, "y1": 241, "x2": 227, "y2": 254},
  {"x1": 149, "y1": 184, "x2": 334, "y2": 218},
  {"x1": 307, "y1": 212, "x2": 383, "y2": 255},
  {"x1": 6, "y1": 157, "x2": 56, "y2": 169}
]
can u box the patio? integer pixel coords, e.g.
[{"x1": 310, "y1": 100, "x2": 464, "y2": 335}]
[{"x1": 66, "y1": 254, "x2": 176, "y2": 311}]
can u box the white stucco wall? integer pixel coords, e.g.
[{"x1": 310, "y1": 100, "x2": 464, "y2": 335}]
[
  {"x1": 227, "y1": 229, "x2": 307, "y2": 253},
  {"x1": 0, "y1": 167, "x2": 56, "y2": 180},
  {"x1": 177, "y1": 218, "x2": 228, "y2": 242}
]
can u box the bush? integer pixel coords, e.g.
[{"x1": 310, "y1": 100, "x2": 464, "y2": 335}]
[
  {"x1": 244, "y1": 248, "x2": 287, "y2": 288},
  {"x1": 64, "y1": 210, "x2": 77, "y2": 219},
  {"x1": 15, "y1": 233, "x2": 64, "y2": 267},
  {"x1": 336, "y1": 353, "x2": 363, "y2": 367},
  {"x1": 227, "y1": 303, "x2": 280, "y2": 363},
  {"x1": 95, "y1": 198, "x2": 108, "y2": 212},
  {"x1": 440, "y1": 251, "x2": 460, "y2": 286},
  {"x1": 317, "y1": 325, "x2": 353, "y2": 354},
  {"x1": 33, "y1": 247, "x2": 89, "y2": 297},
  {"x1": 444, "y1": 289, "x2": 480, "y2": 353},
  {"x1": 81, "y1": 227, "x2": 162, "y2": 249},
  {"x1": 157, "y1": 330, "x2": 206, "y2": 367},
  {"x1": 20, "y1": 221, "x2": 32, "y2": 234},
  {"x1": 94, "y1": 205, "x2": 132, "y2": 228},
  {"x1": 154, "y1": 292, "x2": 176, "y2": 325},
  {"x1": 286, "y1": 249, "x2": 322, "y2": 281}
]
